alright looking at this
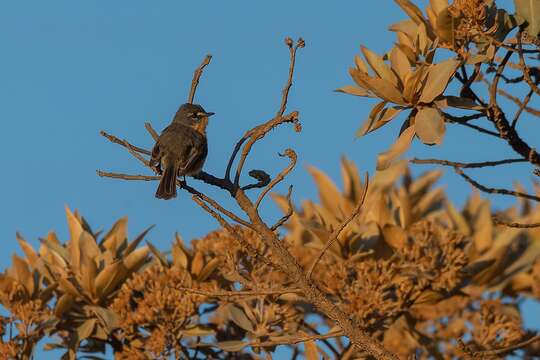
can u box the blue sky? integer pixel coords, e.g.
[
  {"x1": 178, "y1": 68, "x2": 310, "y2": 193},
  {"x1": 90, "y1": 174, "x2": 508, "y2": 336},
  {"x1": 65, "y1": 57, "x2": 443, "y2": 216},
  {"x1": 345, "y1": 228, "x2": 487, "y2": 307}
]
[{"x1": 1, "y1": 0, "x2": 538, "y2": 358}]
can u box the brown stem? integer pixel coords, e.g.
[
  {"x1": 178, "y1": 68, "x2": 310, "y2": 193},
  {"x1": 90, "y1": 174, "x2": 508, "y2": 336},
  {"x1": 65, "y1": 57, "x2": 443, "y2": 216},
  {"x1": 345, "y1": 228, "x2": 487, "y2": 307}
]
[
  {"x1": 188, "y1": 54, "x2": 212, "y2": 104},
  {"x1": 307, "y1": 173, "x2": 369, "y2": 279},
  {"x1": 411, "y1": 157, "x2": 526, "y2": 168},
  {"x1": 454, "y1": 167, "x2": 540, "y2": 202}
]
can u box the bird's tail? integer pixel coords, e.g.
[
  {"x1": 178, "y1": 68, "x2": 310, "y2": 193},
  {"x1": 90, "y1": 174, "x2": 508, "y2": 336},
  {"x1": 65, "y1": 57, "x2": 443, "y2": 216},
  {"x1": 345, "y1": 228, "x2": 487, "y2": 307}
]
[{"x1": 155, "y1": 164, "x2": 178, "y2": 200}]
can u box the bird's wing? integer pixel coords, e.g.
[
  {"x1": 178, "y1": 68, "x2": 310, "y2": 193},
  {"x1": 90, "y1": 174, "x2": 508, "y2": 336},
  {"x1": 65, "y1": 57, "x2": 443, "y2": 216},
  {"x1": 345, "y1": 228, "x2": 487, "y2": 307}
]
[{"x1": 179, "y1": 135, "x2": 207, "y2": 174}]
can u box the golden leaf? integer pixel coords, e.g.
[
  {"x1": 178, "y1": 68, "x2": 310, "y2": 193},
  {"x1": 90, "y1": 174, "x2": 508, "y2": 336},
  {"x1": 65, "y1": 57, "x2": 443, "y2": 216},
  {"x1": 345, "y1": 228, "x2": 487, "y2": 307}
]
[
  {"x1": 229, "y1": 304, "x2": 255, "y2": 332},
  {"x1": 395, "y1": 0, "x2": 429, "y2": 26},
  {"x1": 414, "y1": 106, "x2": 445, "y2": 145},
  {"x1": 361, "y1": 46, "x2": 399, "y2": 87},
  {"x1": 358, "y1": 103, "x2": 404, "y2": 137},
  {"x1": 191, "y1": 251, "x2": 204, "y2": 277},
  {"x1": 55, "y1": 293, "x2": 75, "y2": 317},
  {"x1": 335, "y1": 85, "x2": 371, "y2": 97},
  {"x1": 102, "y1": 217, "x2": 128, "y2": 253},
  {"x1": 123, "y1": 246, "x2": 149, "y2": 271},
  {"x1": 389, "y1": 46, "x2": 411, "y2": 84},
  {"x1": 307, "y1": 166, "x2": 343, "y2": 216},
  {"x1": 77, "y1": 318, "x2": 96, "y2": 341},
  {"x1": 403, "y1": 67, "x2": 426, "y2": 104},
  {"x1": 65, "y1": 206, "x2": 83, "y2": 246},
  {"x1": 172, "y1": 234, "x2": 189, "y2": 270},
  {"x1": 350, "y1": 68, "x2": 406, "y2": 105},
  {"x1": 430, "y1": 0, "x2": 449, "y2": 15},
  {"x1": 11, "y1": 255, "x2": 34, "y2": 296},
  {"x1": 197, "y1": 257, "x2": 220, "y2": 282},
  {"x1": 376, "y1": 125, "x2": 416, "y2": 170},
  {"x1": 419, "y1": 58, "x2": 460, "y2": 103},
  {"x1": 382, "y1": 224, "x2": 408, "y2": 249},
  {"x1": 16, "y1": 233, "x2": 39, "y2": 269},
  {"x1": 354, "y1": 54, "x2": 369, "y2": 73}
]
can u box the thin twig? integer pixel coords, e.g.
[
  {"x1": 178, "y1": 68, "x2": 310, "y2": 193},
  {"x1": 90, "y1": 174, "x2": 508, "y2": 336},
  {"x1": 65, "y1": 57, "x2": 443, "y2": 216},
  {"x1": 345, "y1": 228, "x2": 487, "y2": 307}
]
[
  {"x1": 307, "y1": 173, "x2": 369, "y2": 279},
  {"x1": 482, "y1": 78, "x2": 540, "y2": 118},
  {"x1": 234, "y1": 112, "x2": 300, "y2": 186},
  {"x1": 100, "y1": 130, "x2": 151, "y2": 155},
  {"x1": 517, "y1": 31, "x2": 540, "y2": 97},
  {"x1": 455, "y1": 168, "x2": 540, "y2": 202},
  {"x1": 179, "y1": 287, "x2": 302, "y2": 298},
  {"x1": 196, "y1": 330, "x2": 344, "y2": 350},
  {"x1": 486, "y1": 49, "x2": 540, "y2": 167},
  {"x1": 97, "y1": 171, "x2": 159, "y2": 181},
  {"x1": 443, "y1": 113, "x2": 499, "y2": 137},
  {"x1": 123, "y1": 140, "x2": 150, "y2": 166},
  {"x1": 145, "y1": 122, "x2": 159, "y2": 141},
  {"x1": 411, "y1": 157, "x2": 526, "y2": 168},
  {"x1": 511, "y1": 89, "x2": 534, "y2": 128},
  {"x1": 271, "y1": 185, "x2": 294, "y2": 231},
  {"x1": 493, "y1": 218, "x2": 540, "y2": 229},
  {"x1": 255, "y1": 149, "x2": 297, "y2": 209},
  {"x1": 278, "y1": 38, "x2": 305, "y2": 116},
  {"x1": 191, "y1": 196, "x2": 282, "y2": 272},
  {"x1": 182, "y1": 182, "x2": 253, "y2": 228},
  {"x1": 465, "y1": 334, "x2": 540, "y2": 357},
  {"x1": 188, "y1": 55, "x2": 212, "y2": 104}
]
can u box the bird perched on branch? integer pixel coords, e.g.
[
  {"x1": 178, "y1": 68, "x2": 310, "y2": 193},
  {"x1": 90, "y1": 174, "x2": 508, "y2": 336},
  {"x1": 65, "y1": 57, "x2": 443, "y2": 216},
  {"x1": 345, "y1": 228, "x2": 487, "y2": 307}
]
[{"x1": 150, "y1": 103, "x2": 214, "y2": 199}]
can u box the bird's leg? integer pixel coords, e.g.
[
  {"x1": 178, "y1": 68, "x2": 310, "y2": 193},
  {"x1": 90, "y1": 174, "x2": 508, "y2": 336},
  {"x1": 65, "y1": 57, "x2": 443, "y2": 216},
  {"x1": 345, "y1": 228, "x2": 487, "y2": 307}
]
[{"x1": 179, "y1": 175, "x2": 187, "y2": 188}]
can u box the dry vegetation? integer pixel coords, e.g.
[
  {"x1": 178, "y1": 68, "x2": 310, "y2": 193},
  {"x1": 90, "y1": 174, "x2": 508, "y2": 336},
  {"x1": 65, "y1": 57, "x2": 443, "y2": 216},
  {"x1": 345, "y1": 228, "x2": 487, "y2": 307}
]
[{"x1": 2, "y1": 0, "x2": 540, "y2": 359}]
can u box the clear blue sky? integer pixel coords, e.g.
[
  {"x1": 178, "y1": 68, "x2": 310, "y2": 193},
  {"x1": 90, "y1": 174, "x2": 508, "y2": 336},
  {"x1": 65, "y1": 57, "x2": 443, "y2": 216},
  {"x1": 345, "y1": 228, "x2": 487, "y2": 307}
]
[{"x1": 1, "y1": 0, "x2": 537, "y2": 358}]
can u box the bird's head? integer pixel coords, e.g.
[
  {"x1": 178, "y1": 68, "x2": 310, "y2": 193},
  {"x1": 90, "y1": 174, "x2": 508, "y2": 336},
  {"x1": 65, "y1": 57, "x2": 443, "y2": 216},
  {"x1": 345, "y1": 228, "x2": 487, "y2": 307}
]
[{"x1": 173, "y1": 103, "x2": 215, "y2": 131}]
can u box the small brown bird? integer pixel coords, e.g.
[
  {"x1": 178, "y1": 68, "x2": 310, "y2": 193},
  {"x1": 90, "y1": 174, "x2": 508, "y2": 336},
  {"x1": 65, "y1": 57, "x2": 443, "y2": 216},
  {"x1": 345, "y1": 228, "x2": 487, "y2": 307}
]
[{"x1": 150, "y1": 103, "x2": 214, "y2": 200}]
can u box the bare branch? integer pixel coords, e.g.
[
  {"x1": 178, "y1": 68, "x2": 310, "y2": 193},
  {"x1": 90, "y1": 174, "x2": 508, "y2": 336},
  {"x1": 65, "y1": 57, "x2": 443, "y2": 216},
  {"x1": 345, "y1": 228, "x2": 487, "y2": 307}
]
[
  {"x1": 241, "y1": 170, "x2": 271, "y2": 191},
  {"x1": 517, "y1": 31, "x2": 540, "y2": 97},
  {"x1": 461, "y1": 334, "x2": 540, "y2": 358},
  {"x1": 234, "y1": 112, "x2": 300, "y2": 186},
  {"x1": 455, "y1": 167, "x2": 540, "y2": 202},
  {"x1": 144, "y1": 122, "x2": 159, "y2": 141},
  {"x1": 179, "y1": 287, "x2": 302, "y2": 299},
  {"x1": 511, "y1": 89, "x2": 535, "y2": 128},
  {"x1": 188, "y1": 54, "x2": 212, "y2": 104},
  {"x1": 255, "y1": 149, "x2": 297, "y2": 209},
  {"x1": 307, "y1": 173, "x2": 369, "y2": 279},
  {"x1": 181, "y1": 182, "x2": 252, "y2": 228},
  {"x1": 100, "y1": 130, "x2": 151, "y2": 155},
  {"x1": 271, "y1": 185, "x2": 294, "y2": 231},
  {"x1": 191, "y1": 195, "x2": 283, "y2": 272},
  {"x1": 493, "y1": 218, "x2": 540, "y2": 229},
  {"x1": 278, "y1": 37, "x2": 305, "y2": 116},
  {"x1": 97, "y1": 171, "x2": 159, "y2": 181},
  {"x1": 411, "y1": 157, "x2": 526, "y2": 168}
]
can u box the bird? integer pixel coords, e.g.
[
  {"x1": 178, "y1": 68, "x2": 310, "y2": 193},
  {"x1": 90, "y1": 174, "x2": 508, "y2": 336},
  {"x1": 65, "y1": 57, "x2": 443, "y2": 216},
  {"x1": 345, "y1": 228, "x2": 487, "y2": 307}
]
[{"x1": 150, "y1": 103, "x2": 214, "y2": 200}]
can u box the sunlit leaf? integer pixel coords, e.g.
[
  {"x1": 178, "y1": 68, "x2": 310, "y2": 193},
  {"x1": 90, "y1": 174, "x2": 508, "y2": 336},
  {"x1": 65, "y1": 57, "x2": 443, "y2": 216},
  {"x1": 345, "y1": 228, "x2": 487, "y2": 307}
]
[
  {"x1": 376, "y1": 125, "x2": 416, "y2": 170},
  {"x1": 419, "y1": 58, "x2": 460, "y2": 103},
  {"x1": 361, "y1": 46, "x2": 399, "y2": 87},
  {"x1": 414, "y1": 106, "x2": 445, "y2": 145}
]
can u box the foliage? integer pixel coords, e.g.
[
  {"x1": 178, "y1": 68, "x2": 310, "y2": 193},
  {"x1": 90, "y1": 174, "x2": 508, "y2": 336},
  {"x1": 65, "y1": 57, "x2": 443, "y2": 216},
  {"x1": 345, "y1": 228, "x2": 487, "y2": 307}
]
[{"x1": 3, "y1": 0, "x2": 540, "y2": 359}]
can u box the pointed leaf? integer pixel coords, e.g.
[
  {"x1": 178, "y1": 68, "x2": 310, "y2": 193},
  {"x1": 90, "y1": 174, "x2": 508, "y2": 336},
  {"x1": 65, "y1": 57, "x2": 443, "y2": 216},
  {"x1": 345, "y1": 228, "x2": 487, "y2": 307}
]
[
  {"x1": 361, "y1": 46, "x2": 399, "y2": 87},
  {"x1": 335, "y1": 85, "x2": 371, "y2": 97},
  {"x1": 229, "y1": 305, "x2": 255, "y2": 332},
  {"x1": 376, "y1": 125, "x2": 416, "y2": 170},
  {"x1": 414, "y1": 106, "x2": 445, "y2": 145},
  {"x1": 419, "y1": 58, "x2": 460, "y2": 103},
  {"x1": 390, "y1": 46, "x2": 411, "y2": 83},
  {"x1": 515, "y1": 0, "x2": 540, "y2": 36}
]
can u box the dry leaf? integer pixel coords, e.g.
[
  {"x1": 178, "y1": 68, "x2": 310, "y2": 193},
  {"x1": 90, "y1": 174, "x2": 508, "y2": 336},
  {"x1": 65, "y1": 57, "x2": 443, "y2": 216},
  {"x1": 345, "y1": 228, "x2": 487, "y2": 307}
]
[{"x1": 414, "y1": 106, "x2": 445, "y2": 145}]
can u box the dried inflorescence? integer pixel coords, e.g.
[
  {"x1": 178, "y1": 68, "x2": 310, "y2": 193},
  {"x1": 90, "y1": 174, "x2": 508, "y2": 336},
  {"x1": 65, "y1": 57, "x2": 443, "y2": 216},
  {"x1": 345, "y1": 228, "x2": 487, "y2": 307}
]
[{"x1": 111, "y1": 265, "x2": 205, "y2": 357}]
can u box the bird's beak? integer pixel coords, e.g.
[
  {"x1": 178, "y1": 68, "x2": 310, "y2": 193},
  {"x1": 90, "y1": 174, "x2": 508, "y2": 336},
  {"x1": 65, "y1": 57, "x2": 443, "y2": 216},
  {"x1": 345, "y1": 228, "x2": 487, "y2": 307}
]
[{"x1": 198, "y1": 111, "x2": 215, "y2": 117}]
